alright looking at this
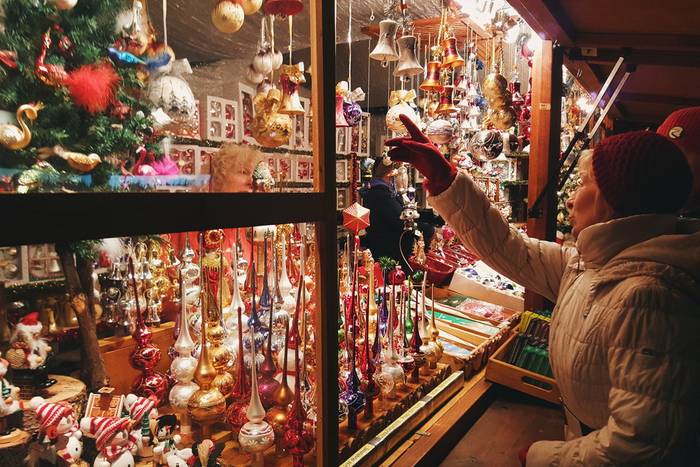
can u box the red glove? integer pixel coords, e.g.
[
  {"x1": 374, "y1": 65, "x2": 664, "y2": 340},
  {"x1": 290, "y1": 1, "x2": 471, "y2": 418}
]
[
  {"x1": 386, "y1": 114, "x2": 457, "y2": 196},
  {"x1": 517, "y1": 444, "x2": 532, "y2": 466}
]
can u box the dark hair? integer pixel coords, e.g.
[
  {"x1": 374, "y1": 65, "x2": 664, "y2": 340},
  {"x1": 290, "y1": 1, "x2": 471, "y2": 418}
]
[
  {"x1": 371, "y1": 156, "x2": 394, "y2": 178},
  {"x1": 157, "y1": 414, "x2": 179, "y2": 431}
]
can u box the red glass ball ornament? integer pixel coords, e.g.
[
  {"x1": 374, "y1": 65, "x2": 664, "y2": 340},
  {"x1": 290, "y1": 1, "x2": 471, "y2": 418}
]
[{"x1": 263, "y1": 0, "x2": 303, "y2": 17}]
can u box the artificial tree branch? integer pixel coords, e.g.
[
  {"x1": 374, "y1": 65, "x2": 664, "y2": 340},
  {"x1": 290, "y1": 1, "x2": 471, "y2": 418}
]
[{"x1": 55, "y1": 242, "x2": 109, "y2": 391}]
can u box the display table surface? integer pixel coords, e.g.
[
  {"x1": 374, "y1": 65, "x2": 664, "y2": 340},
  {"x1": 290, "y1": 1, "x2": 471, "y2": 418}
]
[{"x1": 22, "y1": 374, "x2": 87, "y2": 435}]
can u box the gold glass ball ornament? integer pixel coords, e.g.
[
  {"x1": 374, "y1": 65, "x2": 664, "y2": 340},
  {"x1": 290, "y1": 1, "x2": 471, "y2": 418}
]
[
  {"x1": 241, "y1": 0, "x2": 263, "y2": 15},
  {"x1": 52, "y1": 0, "x2": 78, "y2": 10},
  {"x1": 212, "y1": 0, "x2": 245, "y2": 34}
]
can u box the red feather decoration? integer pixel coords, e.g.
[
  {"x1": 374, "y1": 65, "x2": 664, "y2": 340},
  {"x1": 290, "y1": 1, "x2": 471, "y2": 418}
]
[{"x1": 65, "y1": 63, "x2": 119, "y2": 114}]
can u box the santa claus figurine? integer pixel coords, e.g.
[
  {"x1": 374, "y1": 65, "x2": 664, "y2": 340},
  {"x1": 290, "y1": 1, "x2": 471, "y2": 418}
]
[
  {"x1": 28, "y1": 397, "x2": 83, "y2": 465},
  {"x1": 80, "y1": 416, "x2": 137, "y2": 467},
  {"x1": 124, "y1": 393, "x2": 159, "y2": 457},
  {"x1": 6, "y1": 312, "x2": 56, "y2": 390}
]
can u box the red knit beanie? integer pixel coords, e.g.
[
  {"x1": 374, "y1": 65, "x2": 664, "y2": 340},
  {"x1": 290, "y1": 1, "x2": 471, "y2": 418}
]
[
  {"x1": 656, "y1": 106, "x2": 700, "y2": 155},
  {"x1": 592, "y1": 131, "x2": 692, "y2": 216}
]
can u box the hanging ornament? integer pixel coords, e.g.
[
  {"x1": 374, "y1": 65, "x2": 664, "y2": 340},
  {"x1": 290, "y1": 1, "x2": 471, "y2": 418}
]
[
  {"x1": 335, "y1": 92, "x2": 349, "y2": 128},
  {"x1": 482, "y1": 72, "x2": 517, "y2": 130},
  {"x1": 241, "y1": 0, "x2": 263, "y2": 15},
  {"x1": 419, "y1": 61, "x2": 444, "y2": 92},
  {"x1": 279, "y1": 63, "x2": 306, "y2": 116},
  {"x1": 263, "y1": 0, "x2": 304, "y2": 17},
  {"x1": 435, "y1": 85, "x2": 459, "y2": 116},
  {"x1": 441, "y1": 37, "x2": 465, "y2": 69},
  {"x1": 394, "y1": 35, "x2": 423, "y2": 78},
  {"x1": 252, "y1": 87, "x2": 292, "y2": 147},
  {"x1": 246, "y1": 64, "x2": 265, "y2": 85},
  {"x1": 369, "y1": 19, "x2": 399, "y2": 64},
  {"x1": 212, "y1": 0, "x2": 245, "y2": 34},
  {"x1": 0, "y1": 50, "x2": 18, "y2": 69},
  {"x1": 51, "y1": 0, "x2": 78, "y2": 10},
  {"x1": 342, "y1": 202, "x2": 370, "y2": 234},
  {"x1": 146, "y1": 59, "x2": 197, "y2": 125},
  {"x1": 336, "y1": 82, "x2": 364, "y2": 127},
  {"x1": 386, "y1": 90, "x2": 419, "y2": 134},
  {"x1": 470, "y1": 128, "x2": 504, "y2": 160},
  {"x1": 0, "y1": 103, "x2": 43, "y2": 151},
  {"x1": 425, "y1": 119, "x2": 454, "y2": 145}
]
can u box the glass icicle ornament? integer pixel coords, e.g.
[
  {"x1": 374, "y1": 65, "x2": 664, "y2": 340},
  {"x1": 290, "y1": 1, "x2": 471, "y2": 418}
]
[
  {"x1": 281, "y1": 283, "x2": 314, "y2": 467},
  {"x1": 238, "y1": 323, "x2": 275, "y2": 466},
  {"x1": 341, "y1": 236, "x2": 365, "y2": 431},
  {"x1": 258, "y1": 244, "x2": 280, "y2": 409},
  {"x1": 419, "y1": 277, "x2": 437, "y2": 375},
  {"x1": 396, "y1": 281, "x2": 415, "y2": 386},
  {"x1": 187, "y1": 237, "x2": 226, "y2": 440},
  {"x1": 226, "y1": 246, "x2": 245, "y2": 330},
  {"x1": 380, "y1": 266, "x2": 405, "y2": 397},
  {"x1": 271, "y1": 244, "x2": 289, "y2": 347},
  {"x1": 224, "y1": 306, "x2": 250, "y2": 435},
  {"x1": 427, "y1": 284, "x2": 444, "y2": 366},
  {"x1": 169, "y1": 270, "x2": 199, "y2": 437},
  {"x1": 277, "y1": 227, "x2": 295, "y2": 312},
  {"x1": 408, "y1": 287, "x2": 426, "y2": 383},
  {"x1": 258, "y1": 238, "x2": 273, "y2": 325},
  {"x1": 266, "y1": 285, "x2": 298, "y2": 456},
  {"x1": 203, "y1": 244, "x2": 233, "y2": 399}
]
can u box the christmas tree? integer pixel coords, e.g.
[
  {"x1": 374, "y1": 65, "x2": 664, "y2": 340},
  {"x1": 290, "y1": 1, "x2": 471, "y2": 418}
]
[{"x1": 0, "y1": 0, "x2": 164, "y2": 192}]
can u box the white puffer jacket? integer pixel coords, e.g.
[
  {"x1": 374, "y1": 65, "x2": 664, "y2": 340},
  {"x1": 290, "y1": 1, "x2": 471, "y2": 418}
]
[{"x1": 430, "y1": 172, "x2": 700, "y2": 466}]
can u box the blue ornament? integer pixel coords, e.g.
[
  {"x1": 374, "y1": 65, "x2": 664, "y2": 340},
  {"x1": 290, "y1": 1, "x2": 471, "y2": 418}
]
[
  {"x1": 108, "y1": 47, "x2": 146, "y2": 66},
  {"x1": 145, "y1": 53, "x2": 172, "y2": 72}
]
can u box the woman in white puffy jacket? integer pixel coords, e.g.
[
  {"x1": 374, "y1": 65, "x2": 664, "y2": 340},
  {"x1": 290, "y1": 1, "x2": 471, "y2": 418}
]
[{"x1": 388, "y1": 114, "x2": 700, "y2": 466}]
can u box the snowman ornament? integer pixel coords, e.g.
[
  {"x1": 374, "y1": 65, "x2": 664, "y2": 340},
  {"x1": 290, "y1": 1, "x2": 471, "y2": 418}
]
[
  {"x1": 29, "y1": 397, "x2": 83, "y2": 465},
  {"x1": 80, "y1": 416, "x2": 137, "y2": 467},
  {"x1": 124, "y1": 393, "x2": 159, "y2": 457}
]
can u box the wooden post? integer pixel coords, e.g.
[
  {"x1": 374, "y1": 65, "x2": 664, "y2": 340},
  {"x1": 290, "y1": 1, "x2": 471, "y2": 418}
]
[
  {"x1": 525, "y1": 41, "x2": 562, "y2": 311},
  {"x1": 310, "y1": 0, "x2": 339, "y2": 465}
]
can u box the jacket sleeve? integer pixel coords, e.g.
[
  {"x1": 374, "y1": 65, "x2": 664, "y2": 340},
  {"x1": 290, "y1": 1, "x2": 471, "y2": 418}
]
[
  {"x1": 527, "y1": 283, "x2": 700, "y2": 466},
  {"x1": 428, "y1": 171, "x2": 573, "y2": 302}
]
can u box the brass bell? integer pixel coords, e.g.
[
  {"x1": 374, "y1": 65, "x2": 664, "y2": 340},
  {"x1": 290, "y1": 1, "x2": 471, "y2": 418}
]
[
  {"x1": 335, "y1": 94, "x2": 349, "y2": 127},
  {"x1": 441, "y1": 37, "x2": 465, "y2": 69},
  {"x1": 393, "y1": 35, "x2": 423, "y2": 77},
  {"x1": 279, "y1": 64, "x2": 306, "y2": 116},
  {"x1": 420, "y1": 61, "x2": 444, "y2": 92},
  {"x1": 436, "y1": 86, "x2": 459, "y2": 116},
  {"x1": 369, "y1": 19, "x2": 399, "y2": 63}
]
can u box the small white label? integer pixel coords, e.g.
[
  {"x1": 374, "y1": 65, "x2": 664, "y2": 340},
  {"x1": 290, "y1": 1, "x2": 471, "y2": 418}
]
[{"x1": 539, "y1": 103, "x2": 551, "y2": 110}]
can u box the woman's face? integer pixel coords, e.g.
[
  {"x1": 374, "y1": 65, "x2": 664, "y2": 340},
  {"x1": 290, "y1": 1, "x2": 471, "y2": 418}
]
[
  {"x1": 566, "y1": 156, "x2": 616, "y2": 238},
  {"x1": 223, "y1": 168, "x2": 254, "y2": 192}
]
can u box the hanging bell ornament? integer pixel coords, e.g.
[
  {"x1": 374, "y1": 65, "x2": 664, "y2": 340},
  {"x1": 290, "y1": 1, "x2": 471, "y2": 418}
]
[
  {"x1": 252, "y1": 87, "x2": 292, "y2": 147},
  {"x1": 212, "y1": 0, "x2": 245, "y2": 34},
  {"x1": 369, "y1": 19, "x2": 399, "y2": 64},
  {"x1": 393, "y1": 35, "x2": 423, "y2": 78},
  {"x1": 419, "y1": 61, "x2": 444, "y2": 92},
  {"x1": 335, "y1": 93, "x2": 349, "y2": 128},
  {"x1": 279, "y1": 63, "x2": 306, "y2": 116},
  {"x1": 263, "y1": 0, "x2": 303, "y2": 17},
  {"x1": 386, "y1": 90, "x2": 419, "y2": 134},
  {"x1": 240, "y1": 0, "x2": 263, "y2": 15},
  {"x1": 436, "y1": 85, "x2": 459, "y2": 116},
  {"x1": 441, "y1": 37, "x2": 465, "y2": 69}
]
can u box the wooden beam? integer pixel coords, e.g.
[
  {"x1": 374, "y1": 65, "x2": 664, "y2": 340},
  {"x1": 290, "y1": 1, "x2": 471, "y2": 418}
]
[
  {"x1": 619, "y1": 92, "x2": 700, "y2": 107},
  {"x1": 566, "y1": 48, "x2": 700, "y2": 68},
  {"x1": 525, "y1": 40, "x2": 562, "y2": 311},
  {"x1": 507, "y1": 0, "x2": 576, "y2": 45},
  {"x1": 576, "y1": 33, "x2": 700, "y2": 51}
]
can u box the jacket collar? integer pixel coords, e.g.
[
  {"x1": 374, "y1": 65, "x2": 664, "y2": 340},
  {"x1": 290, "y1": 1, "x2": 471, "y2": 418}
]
[{"x1": 575, "y1": 214, "x2": 679, "y2": 269}]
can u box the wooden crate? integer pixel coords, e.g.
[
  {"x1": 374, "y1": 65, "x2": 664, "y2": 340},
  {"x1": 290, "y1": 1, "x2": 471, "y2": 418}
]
[
  {"x1": 100, "y1": 322, "x2": 175, "y2": 395},
  {"x1": 485, "y1": 333, "x2": 561, "y2": 405}
]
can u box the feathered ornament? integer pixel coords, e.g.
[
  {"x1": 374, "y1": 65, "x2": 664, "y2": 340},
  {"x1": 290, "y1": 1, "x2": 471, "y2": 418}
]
[
  {"x1": 65, "y1": 63, "x2": 120, "y2": 114},
  {"x1": 145, "y1": 53, "x2": 172, "y2": 72},
  {"x1": 0, "y1": 50, "x2": 18, "y2": 69}
]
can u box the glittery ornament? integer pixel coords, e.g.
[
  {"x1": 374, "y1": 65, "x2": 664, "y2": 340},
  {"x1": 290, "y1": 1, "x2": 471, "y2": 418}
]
[
  {"x1": 211, "y1": 0, "x2": 245, "y2": 34},
  {"x1": 128, "y1": 258, "x2": 168, "y2": 405}
]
